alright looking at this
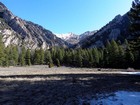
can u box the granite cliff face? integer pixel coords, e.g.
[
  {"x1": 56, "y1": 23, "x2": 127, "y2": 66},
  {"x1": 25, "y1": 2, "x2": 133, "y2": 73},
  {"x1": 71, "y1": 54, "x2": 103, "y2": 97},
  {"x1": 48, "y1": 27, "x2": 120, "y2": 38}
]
[
  {"x1": 0, "y1": 18, "x2": 21, "y2": 47},
  {"x1": 75, "y1": 14, "x2": 131, "y2": 48},
  {"x1": 0, "y1": 2, "x2": 68, "y2": 49}
]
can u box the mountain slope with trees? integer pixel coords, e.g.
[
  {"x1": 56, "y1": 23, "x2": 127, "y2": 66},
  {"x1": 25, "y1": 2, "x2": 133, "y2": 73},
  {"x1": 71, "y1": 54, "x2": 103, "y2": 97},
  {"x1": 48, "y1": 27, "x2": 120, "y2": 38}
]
[
  {"x1": 0, "y1": 0, "x2": 139, "y2": 69},
  {"x1": 0, "y1": 38, "x2": 138, "y2": 68}
]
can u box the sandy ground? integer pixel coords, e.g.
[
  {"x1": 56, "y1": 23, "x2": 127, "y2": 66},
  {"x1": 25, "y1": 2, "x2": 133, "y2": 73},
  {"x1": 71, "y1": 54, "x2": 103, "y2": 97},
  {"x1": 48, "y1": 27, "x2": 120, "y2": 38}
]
[{"x1": 0, "y1": 66, "x2": 140, "y2": 105}]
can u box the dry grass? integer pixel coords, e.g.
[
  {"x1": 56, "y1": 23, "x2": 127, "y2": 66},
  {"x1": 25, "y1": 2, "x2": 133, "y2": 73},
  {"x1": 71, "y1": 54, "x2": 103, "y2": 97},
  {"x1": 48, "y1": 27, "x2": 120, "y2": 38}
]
[
  {"x1": 0, "y1": 65, "x2": 127, "y2": 76},
  {"x1": 0, "y1": 66, "x2": 139, "y2": 105},
  {"x1": 0, "y1": 66, "x2": 126, "y2": 82}
]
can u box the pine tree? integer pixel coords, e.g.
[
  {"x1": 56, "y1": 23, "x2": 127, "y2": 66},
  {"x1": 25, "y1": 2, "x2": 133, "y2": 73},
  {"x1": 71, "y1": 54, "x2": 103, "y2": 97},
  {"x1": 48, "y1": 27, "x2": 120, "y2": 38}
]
[
  {"x1": 125, "y1": 50, "x2": 135, "y2": 67},
  {"x1": 110, "y1": 40, "x2": 119, "y2": 67},
  {"x1": 98, "y1": 49, "x2": 104, "y2": 67},
  {"x1": 50, "y1": 48, "x2": 56, "y2": 63},
  {"x1": 56, "y1": 58, "x2": 60, "y2": 67},
  {"x1": 55, "y1": 48, "x2": 63, "y2": 65},
  {"x1": 44, "y1": 50, "x2": 53, "y2": 67},
  {"x1": 92, "y1": 48, "x2": 99, "y2": 67},
  {"x1": 64, "y1": 50, "x2": 72, "y2": 66},
  {"x1": 76, "y1": 52, "x2": 83, "y2": 67},
  {"x1": 11, "y1": 45, "x2": 19, "y2": 66},
  {"x1": 3, "y1": 46, "x2": 10, "y2": 67},
  {"x1": 104, "y1": 40, "x2": 111, "y2": 67},
  {"x1": 129, "y1": 0, "x2": 140, "y2": 38},
  {"x1": 26, "y1": 49, "x2": 31, "y2": 66},
  {"x1": 118, "y1": 46, "x2": 125, "y2": 68},
  {"x1": 19, "y1": 47, "x2": 26, "y2": 66},
  {"x1": 106, "y1": 40, "x2": 112, "y2": 54},
  {"x1": 103, "y1": 48, "x2": 109, "y2": 67},
  {"x1": 88, "y1": 49, "x2": 94, "y2": 67},
  {"x1": 129, "y1": 0, "x2": 140, "y2": 68},
  {"x1": 83, "y1": 49, "x2": 91, "y2": 67},
  {"x1": 40, "y1": 48, "x2": 44, "y2": 65},
  {"x1": 0, "y1": 35, "x2": 5, "y2": 66},
  {"x1": 33, "y1": 49, "x2": 40, "y2": 65},
  {"x1": 8, "y1": 45, "x2": 17, "y2": 66}
]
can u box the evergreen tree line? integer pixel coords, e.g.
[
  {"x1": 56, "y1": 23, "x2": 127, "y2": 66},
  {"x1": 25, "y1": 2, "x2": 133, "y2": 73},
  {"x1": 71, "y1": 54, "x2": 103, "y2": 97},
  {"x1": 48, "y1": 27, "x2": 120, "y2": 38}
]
[{"x1": 0, "y1": 35, "x2": 139, "y2": 69}]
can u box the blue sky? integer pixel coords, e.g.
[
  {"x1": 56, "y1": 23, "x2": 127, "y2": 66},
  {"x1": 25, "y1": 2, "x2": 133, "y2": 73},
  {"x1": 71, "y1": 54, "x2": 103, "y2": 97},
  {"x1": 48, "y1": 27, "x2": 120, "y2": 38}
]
[{"x1": 1, "y1": 0, "x2": 132, "y2": 34}]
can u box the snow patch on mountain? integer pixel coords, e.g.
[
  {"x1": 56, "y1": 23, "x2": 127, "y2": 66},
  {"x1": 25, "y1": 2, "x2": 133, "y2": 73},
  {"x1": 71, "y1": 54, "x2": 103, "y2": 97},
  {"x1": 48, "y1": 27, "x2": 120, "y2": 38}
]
[
  {"x1": 55, "y1": 31, "x2": 97, "y2": 45},
  {"x1": 55, "y1": 33, "x2": 78, "y2": 40}
]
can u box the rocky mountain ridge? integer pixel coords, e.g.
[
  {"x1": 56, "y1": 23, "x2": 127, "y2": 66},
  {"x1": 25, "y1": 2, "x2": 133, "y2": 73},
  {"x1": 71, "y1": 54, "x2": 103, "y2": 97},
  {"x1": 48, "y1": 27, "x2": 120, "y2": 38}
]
[
  {"x1": 75, "y1": 13, "x2": 131, "y2": 48},
  {"x1": 0, "y1": 2, "x2": 68, "y2": 49}
]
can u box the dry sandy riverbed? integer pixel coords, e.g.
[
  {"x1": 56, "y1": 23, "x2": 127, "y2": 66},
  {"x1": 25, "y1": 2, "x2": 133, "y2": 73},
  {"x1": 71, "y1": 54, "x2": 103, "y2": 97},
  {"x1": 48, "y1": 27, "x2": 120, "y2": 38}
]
[{"x1": 0, "y1": 66, "x2": 140, "y2": 105}]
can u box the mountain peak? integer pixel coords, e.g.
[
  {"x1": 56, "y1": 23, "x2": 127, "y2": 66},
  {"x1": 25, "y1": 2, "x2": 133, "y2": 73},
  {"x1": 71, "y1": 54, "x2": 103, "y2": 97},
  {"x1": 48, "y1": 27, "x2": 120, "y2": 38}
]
[
  {"x1": 55, "y1": 31, "x2": 97, "y2": 45},
  {"x1": 55, "y1": 32, "x2": 77, "y2": 40}
]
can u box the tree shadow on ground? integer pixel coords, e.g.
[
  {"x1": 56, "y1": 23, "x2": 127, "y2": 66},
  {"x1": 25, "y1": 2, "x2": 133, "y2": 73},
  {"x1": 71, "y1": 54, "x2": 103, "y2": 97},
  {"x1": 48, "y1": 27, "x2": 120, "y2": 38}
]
[{"x1": 0, "y1": 74, "x2": 140, "y2": 105}]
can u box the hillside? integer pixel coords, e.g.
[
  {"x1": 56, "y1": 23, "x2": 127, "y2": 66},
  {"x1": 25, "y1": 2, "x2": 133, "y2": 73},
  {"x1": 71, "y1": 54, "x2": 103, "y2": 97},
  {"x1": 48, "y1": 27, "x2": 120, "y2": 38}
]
[
  {"x1": 0, "y1": 2, "x2": 68, "y2": 49},
  {"x1": 75, "y1": 14, "x2": 131, "y2": 48}
]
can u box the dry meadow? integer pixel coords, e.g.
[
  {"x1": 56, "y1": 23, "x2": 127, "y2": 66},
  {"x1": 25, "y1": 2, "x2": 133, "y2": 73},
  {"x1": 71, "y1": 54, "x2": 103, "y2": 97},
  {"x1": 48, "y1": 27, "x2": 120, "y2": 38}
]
[{"x1": 0, "y1": 66, "x2": 140, "y2": 105}]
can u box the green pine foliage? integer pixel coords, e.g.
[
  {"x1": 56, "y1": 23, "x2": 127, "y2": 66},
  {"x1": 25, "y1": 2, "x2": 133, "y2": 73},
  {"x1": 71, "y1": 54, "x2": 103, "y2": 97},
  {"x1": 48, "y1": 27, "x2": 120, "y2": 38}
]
[
  {"x1": 92, "y1": 48, "x2": 99, "y2": 67},
  {"x1": 26, "y1": 49, "x2": 31, "y2": 66},
  {"x1": 33, "y1": 49, "x2": 41, "y2": 65},
  {"x1": 44, "y1": 50, "x2": 53, "y2": 67},
  {"x1": 117, "y1": 46, "x2": 125, "y2": 68},
  {"x1": 0, "y1": 35, "x2": 5, "y2": 66},
  {"x1": 40, "y1": 48, "x2": 45, "y2": 65},
  {"x1": 9, "y1": 45, "x2": 19, "y2": 66},
  {"x1": 19, "y1": 47, "x2": 26, "y2": 66},
  {"x1": 3, "y1": 47, "x2": 10, "y2": 67},
  {"x1": 56, "y1": 58, "x2": 60, "y2": 67},
  {"x1": 129, "y1": 0, "x2": 140, "y2": 68},
  {"x1": 76, "y1": 50, "x2": 83, "y2": 67},
  {"x1": 110, "y1": 40, "x2": 119, "y2": 68},
  {"x1": 0, "y1": 40, "x2": 139, "y2": 68}
]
